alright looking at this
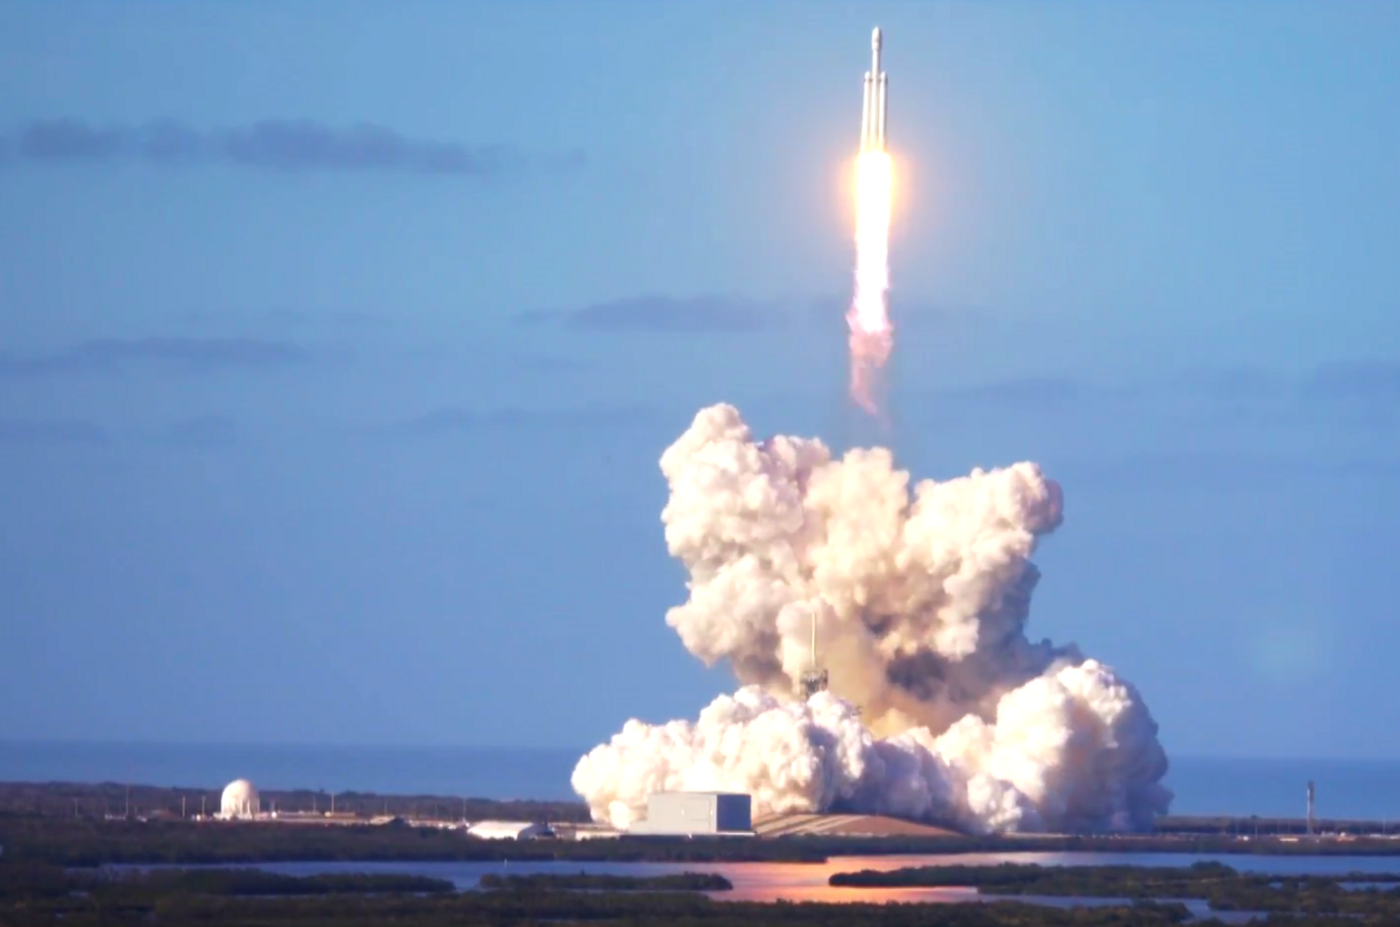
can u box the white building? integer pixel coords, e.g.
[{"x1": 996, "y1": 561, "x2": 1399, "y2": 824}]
[
  {"x1": 219, "y1": 779, "x2": 262, "y2": 820},
  {"x1": 628, "y1": 792, "x2": 752, "y2": 836},
  {"x1": 468, "y1": 820, "x2": 550, "y2": 840}
]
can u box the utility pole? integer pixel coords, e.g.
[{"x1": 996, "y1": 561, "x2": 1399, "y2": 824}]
[
  {"x1": 799, "y1": 606, "x2": 829, "y2": 699},
  {"x1": 1307, "y1": 781, "x2": 1316, "y2": 837}
]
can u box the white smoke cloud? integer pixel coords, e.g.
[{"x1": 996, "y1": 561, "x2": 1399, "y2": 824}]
[{"x1": 573, "y1": 404, "x2": 1171, "y2": 833}]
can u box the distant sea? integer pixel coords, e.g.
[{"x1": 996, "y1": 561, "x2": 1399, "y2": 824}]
[{"x1": 3, "y1": 743, "x2": 1400, "y2": 820}]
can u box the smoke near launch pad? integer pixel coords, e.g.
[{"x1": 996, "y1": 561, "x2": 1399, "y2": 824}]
[
  {"x1": 570, "y1": 29, "x2": 1170, "y2": 835},
  {"x1": 572, "y1": 405, "x2": 1172, "y2": 834}
]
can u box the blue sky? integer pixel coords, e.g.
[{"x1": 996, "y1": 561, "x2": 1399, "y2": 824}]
[{"x1": 1, "y1": 0, "x2": 1397, "y2": 760}]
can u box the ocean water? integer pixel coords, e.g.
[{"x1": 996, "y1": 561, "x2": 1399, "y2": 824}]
[{"x1": 4, "y1": 742, "x2": 1400, "y2": 820}]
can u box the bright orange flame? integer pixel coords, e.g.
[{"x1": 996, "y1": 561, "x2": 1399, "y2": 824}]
[{"x1": 846, "y1": 152, "x2": 893, "y2": 415}]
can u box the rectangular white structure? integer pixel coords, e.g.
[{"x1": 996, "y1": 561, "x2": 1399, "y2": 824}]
[
  {"x1": 468, "y1": 820, "x2": 550, "y2": 840},
  {"x1": 629, "y1": 791, "x2": 752, "y2": 836}
]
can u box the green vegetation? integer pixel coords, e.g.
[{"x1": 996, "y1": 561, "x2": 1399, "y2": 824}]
[
  {"x1": 0, "y1": 816, "x2": 832, "y2": 865},
  {"x1": 0, "y1": 859, "x2": 1203, "y2": 927},
  {"x1": 0, "y1": 780, "x2": 588, "y2": 824},
  {"x1": 479, "y1": 870, "x2": 733, "y2": 891},
  {"x1": 0, "y1": 863, "x2": 453, "y2": 902},
  {"x1": 1159, "y1": 814, "x2": 1400, "y2": 837},
  {"x1": 105, "y1": 869, "x2": 455, "y2": 897},
  {"x1": 11, "y1": 812, "x2": 1400, "y2": 867},
  {"x1": 831, "y1": 861, "x2": 1400, "y2": 917},
  {"x1": 9, "y1": 781, "x2": 1400, "y2": 867},
  {"x1": 16, "y1": 782, "x2": 1388, "y2": 839},
  {"x1": 13, "y1": 859, "x2": 1400, "y2": 924}
]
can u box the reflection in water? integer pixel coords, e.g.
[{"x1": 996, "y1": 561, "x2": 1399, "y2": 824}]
[
  {"x1": 231, "y1": 851, "x2": 1400, "y2": 908},
  {"x1": 711, "y1": 862, "x2": 984, "y2": 903}
]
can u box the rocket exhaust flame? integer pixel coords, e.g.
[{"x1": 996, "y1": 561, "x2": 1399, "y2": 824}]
[
  {"x1": 848, "y1": 151, "x2": 893, "y2": 415},
  {"x1": 566, "y1": 29, "x2": 1172, "y2": 837},
  {"x1": 849, "y1": 28, "x2": 893, "y2": 415}
]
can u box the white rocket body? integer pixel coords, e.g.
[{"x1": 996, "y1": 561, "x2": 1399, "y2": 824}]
[{"x1": 861, "y1": 27, "x2": 888, "y2": 153}]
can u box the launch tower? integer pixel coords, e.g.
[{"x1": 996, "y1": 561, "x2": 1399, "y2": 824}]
[
  {"x1": 799, "y1": 608, "x2": 828, "y2": 699},
  {"x1": 1307, "y1": 780, "x2": 1316, "y2": 836}
]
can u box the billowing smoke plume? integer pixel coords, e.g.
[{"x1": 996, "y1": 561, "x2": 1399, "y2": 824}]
[{"x1": 572, "y1": 404, "x2": 1171, "y2": 834}]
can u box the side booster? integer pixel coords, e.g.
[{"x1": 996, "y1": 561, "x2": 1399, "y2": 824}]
[{"x1": 860, "y1": 27, "x2": 888, "y2": 153}]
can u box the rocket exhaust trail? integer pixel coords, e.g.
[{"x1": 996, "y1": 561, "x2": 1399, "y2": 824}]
[
  {"x1": 568, "y1": 29, "x2": 1173, "y2": 838},
  {"x1": 847, "y1": 27, "x2": 893, "y2": 417}
]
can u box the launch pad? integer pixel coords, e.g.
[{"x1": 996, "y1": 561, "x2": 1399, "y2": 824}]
[{"x1": 799, "y1": 607, "x2": 829, "y2": 699}]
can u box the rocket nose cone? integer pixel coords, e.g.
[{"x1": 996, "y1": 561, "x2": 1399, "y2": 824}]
[{"x1": 872, "y1": 26, "x2": 881, "y2": 49}]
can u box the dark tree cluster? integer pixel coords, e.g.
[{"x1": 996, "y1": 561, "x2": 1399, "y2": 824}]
[
  {"x1": 479, "y1": 870, "x2": 734, "y2": 891},
  {"x1": 10, "y1": 811, "x2": 1400, "y2": 869},
  {"x1": 831, "y1": 861, "x2": 1400, "y2": 917},
  {"x1": 0, "y1": 780, "x2": 589, "y2": 823},
  {"x1": 10, "y1": 858, "x2": 1400, "y2": 926}
]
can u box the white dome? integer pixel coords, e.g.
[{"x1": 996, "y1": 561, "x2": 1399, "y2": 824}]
[{"x1": 220, "y1": 779, "x2": 261, "y2": 819}]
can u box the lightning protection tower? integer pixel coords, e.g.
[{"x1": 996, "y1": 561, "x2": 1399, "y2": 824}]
[
  {"x1": 799, "y1": 607, "x2": 828, "y2": 700},
  {"x1": 1307, "y1": 780, "x2": 1316, "y2": 836}
]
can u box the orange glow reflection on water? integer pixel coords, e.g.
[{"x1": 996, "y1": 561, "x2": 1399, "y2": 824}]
[{"x1": 699, "y1": 853, "x2": 1069, "y2": 904}]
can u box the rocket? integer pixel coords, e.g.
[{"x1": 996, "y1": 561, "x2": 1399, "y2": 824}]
[{"x1": 860, "y1": 27, "x2": 888, "y2": 153}]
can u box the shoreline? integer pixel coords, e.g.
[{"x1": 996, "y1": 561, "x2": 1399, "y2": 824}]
[
  {"x1": 8, "y1": 780, "x2": 1400, "y2": 869},
  {"x1": 2, "y1": 779, "x2": 1395, "y2": 838}
]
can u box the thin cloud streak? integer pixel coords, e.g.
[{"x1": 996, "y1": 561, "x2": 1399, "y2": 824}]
[
  {"x1": 1, "y1": 118, "x2": 585, "y2": 178},
  {"x1": 0, "y1": 338, "x2": 310, "y2": 376},
  {"x1": 1055, "y1": 452, "x2": 1400, "y2": 488},
  {"x1": 518, "y1": 295, "x2": 776, "y2": 333},
  {"x1": 1305, "y1": 360, "x2": 1400, "y2": 400},
  {"x1": 0, "y1": 419, "x2": 109, "y2": 446},
  {"x1": 165, "y1": 415, "x2": 238, "y2": 449},
  {"x1": 390, "y1": 405, "x2": 660, "y2": 437}
]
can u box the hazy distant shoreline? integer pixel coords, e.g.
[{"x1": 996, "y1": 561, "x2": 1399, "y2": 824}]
[
  {"x1": 6, "y1": 781, "x2": 1400, "y2": 848},
  {"x1": 5, "y1": 744, "x2": 1400, "y2": 821},
  {"x1": 0, "y1": 780, "x2": 590, "y2": 825}
]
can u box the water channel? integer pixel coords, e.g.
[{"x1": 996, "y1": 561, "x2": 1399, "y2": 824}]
[{"x1": 231, "y1": 849, "x2": 1400, "y2": 911}]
